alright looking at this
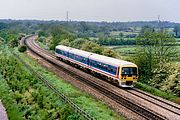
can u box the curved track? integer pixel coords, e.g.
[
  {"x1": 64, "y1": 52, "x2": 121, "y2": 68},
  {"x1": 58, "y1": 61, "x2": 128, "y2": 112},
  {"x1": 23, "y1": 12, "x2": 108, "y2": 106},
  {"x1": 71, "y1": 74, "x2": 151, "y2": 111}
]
[{"x1": 24, "y1": 36, "x2": 180, "y2": 120}]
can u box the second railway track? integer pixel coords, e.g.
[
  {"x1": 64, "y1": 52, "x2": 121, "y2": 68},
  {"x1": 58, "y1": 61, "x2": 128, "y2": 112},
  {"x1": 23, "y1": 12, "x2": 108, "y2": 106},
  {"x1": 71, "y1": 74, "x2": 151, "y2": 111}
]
[{"x1": 24, "y1": 35, "x2": 180, "y2": 120}]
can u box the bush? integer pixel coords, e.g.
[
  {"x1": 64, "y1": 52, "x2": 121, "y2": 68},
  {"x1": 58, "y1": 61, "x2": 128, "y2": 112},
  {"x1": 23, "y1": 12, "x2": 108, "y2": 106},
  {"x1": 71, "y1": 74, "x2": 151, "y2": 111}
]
[
  {"x1": 18, "y1": 45, "x2": 27, "y2": 52},
  {"x1": 0, "y1": 52, "x2": 82, "y2": 119}
]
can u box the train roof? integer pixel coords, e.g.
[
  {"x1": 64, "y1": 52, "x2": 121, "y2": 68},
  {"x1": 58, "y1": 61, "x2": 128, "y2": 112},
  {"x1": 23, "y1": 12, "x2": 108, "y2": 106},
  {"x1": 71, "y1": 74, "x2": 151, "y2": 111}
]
[
  {"x1": 56, "y1": 45, "x2": 72, "y2": 51},
  {"x1": 69, "y1": 48, "x2": 93, "y2": 58},
  {"x1": 89, "y1": 54, "x2": 137, "y2": 67}
]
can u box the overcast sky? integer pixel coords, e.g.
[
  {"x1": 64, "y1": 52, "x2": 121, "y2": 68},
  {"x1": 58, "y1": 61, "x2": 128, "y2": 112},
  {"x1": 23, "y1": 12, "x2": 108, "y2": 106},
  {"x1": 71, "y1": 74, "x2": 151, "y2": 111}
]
[{"x1": 0, "y1": 0, "x2": 179, "y2": 22}]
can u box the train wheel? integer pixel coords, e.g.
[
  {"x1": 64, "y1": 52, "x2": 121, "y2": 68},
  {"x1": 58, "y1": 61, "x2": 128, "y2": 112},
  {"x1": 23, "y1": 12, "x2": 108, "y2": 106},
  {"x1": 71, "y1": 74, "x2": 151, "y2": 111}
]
[{"x1": 107, "y1": 77, "x2": 112, "y2": 82}]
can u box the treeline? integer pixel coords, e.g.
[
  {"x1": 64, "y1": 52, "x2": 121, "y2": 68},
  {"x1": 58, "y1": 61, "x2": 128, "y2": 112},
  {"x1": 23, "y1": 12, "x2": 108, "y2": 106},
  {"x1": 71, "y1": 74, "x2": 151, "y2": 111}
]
[
  {"x1": 96, "y1": 38, "x2": 136, "y2": 46},
  {"x1": 1, "y1": 19, "x2": 180, "y2": 38}
]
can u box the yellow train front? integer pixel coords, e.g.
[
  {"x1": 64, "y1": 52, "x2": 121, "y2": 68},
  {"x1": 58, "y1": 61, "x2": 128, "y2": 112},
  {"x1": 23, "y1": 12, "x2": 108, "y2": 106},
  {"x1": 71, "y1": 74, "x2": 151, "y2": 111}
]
[
  {"x1": 55, "y1": 45, "x2": 138, "y2": 88},
  {"x1": 88, "y1": 54, "x2": 138, "y2": 87},
  {"x1": 119, "y1": 66, "x2": 138, "y2": 87}
]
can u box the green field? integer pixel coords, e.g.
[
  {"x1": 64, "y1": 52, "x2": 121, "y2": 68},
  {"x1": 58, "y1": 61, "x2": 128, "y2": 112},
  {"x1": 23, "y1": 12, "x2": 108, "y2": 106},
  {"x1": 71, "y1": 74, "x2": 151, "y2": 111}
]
[{"x1": 105, "y1": 44, "x2": 180, "y2": 62}]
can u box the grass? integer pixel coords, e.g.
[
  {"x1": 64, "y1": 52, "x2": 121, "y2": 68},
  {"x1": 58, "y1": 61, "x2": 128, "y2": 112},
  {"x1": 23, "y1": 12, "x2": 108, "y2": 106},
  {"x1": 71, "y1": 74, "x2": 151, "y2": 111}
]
[
  {"x1": 107, "y1": 45, "x2": 180, "y2": 61},
  {"x1": 110, "y1": 31, "x2": 139, "y2": 36},
  {"x1": 17, "y1": 50, "x2": 125, "y2": 120},
  {"x1": 113, "y1": 45, "x2": 136, "y2": 53},
  {"x1": 176, "y1": 46, "x2": 180, "y2": 56}
]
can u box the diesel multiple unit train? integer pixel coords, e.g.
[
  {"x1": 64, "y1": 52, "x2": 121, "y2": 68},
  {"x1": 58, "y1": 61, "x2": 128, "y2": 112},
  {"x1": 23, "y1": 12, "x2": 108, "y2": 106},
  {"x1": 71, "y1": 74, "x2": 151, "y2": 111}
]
[{"x1": 55, "y1": 45, "x2": 138, "y2": 87}]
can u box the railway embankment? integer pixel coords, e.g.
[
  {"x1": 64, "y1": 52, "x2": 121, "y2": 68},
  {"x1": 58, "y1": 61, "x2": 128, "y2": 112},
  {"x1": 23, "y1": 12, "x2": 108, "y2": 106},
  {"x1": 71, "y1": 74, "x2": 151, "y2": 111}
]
[{"x1": 24, "y1": 36, "x2": 180, "y2": 120}]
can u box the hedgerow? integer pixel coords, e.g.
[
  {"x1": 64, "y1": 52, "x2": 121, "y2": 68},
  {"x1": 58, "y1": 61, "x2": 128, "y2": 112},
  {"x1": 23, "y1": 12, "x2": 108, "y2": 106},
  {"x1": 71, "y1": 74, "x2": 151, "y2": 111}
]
[{"x1": 0, "y1": 51, "x2": 83, "y2": 120}]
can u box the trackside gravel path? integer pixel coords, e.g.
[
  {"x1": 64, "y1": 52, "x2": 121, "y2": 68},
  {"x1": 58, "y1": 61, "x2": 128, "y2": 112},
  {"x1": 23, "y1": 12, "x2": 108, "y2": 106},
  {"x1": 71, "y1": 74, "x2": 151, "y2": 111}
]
[{"x1": 0, "y1": 100, "x2": 8, "y2": 120}]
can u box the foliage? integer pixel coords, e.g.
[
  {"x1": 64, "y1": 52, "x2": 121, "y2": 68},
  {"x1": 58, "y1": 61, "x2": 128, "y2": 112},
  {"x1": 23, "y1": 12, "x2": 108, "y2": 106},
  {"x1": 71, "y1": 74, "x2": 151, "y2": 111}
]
[
  {"x1": 18, "y1": 45, "x2": 27, "y2": 52},
  {"x1": 96, "y1": 37, "x2": 136, "y2": 46},
  {"x1": 0, "y1": 30, "x2": 16, "y2": 43},
  {"x1": 135, "y1": 31, "x2": 177, "y2": 84},
  {"x1": 0, "y1": 30, "x2": 23, "y2": 48},
  {"x1": 9, "y1": 38, "x2": 19, "y2": 48},
  {"x1": 38, "y1": 30, "x2": 46, "y2": 37},
  {"x1": 0, "y1": 51, "x2": 83, "y2": 119},
  {"x1": 59, "y1": 39, "x2": 71, "y2": 46},
  {"x1": 37, "y1": 36, "x2": 46, "y2": 43},
  {"x1": 69, "y1": 38, "x2": 88, "y2": 49},
  {"x1": 18, "y1": 51, "x2": 125, "y2": 120},
  {"x1": 49, "y1": 26, "x2": 76, "y2": 50},
  {"x1": 0, "y1": 74, "x2": 23, "y2": 120},
  {"x1": 156, "y1": 63, "x2": 180, "y2": 96},
  {"x1": 139, "y1": 25, "x2": 155, "y2": 35},
  {"x1": 80, "y1": 41, "x2": 102, "y2": 54},
  {"x1": 102, "y1": 48, "x2": 118, "y2": 58},
  {"x1": 173, "y1": 26, "x2": 180, "y2": 38}
]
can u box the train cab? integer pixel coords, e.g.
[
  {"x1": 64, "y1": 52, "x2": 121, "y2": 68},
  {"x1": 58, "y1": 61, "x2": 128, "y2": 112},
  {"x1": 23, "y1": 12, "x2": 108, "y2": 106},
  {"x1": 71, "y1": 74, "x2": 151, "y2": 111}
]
[{"x1": 119, "y1": 66, "x2": 138, "y2": 87}]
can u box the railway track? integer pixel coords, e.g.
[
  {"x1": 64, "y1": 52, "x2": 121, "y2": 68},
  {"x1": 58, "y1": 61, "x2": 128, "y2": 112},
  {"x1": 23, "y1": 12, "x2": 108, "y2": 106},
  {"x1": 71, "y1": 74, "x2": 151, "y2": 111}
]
[
  {"x1": 16, "y1": 38, "x2": 95, "y2": 120},
  {"x1": 127, "y1": 88, "x2": 180, "y2": 116},
  {"x1": 24, "y1": 36, "x2": 180, "y2": 120}
]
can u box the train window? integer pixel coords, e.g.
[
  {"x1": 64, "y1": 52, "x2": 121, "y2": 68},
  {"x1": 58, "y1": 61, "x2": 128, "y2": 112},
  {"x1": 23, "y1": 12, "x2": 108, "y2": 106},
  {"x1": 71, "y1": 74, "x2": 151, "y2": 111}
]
[
  {"x1": 82, "y1": 57, "x2": 86, "y2": 64},
  {"x1": 91, "y1": 61, "x2": 94, "y2": 66},
  {"x1": 113, "y1": 68, "x2": 117, "y2": 74},
  {"x1": 107, "y1": 67, "x2": 111, "y2": 72},
  {"x1": 89, "y1": 60, "x2": 99, "y2": 68},
  {"x1": 56, "y1": 49, "x2": 61, "y2": 54},
  {"x1": 103, "y1": 64, "x2": 108, "y2": 71},
  {"x1": 107, "y1": 65, "x2": 117, "y2": 75},
  {"x1": 90, "y1": 60, "x2": 94, "y2": 66},
  {"x1": 93, "y1": 61, "x2": 97, "y2": 67},
  {"x1": 89, "y1": 60, "x2": 92, "y2": 65},
  {"x1": 122, "y1": 67, "x2": 137, "y2": 75},
  {"x1": 97, "y1": 62, "x2": 100, "y2": 68},
  {"x1": 69, "y1": 53, "x2": 74, "y2": 59},
  {"x1": 60, "y1": 50, "x2": 62, "y2": 54},
  {"x1": 90, "y1": 60, "x2": 93, "y2": 66},
  {"x1": 75, "y1": 55, "x2": 78, "y2": 60},
  {"x1": 64, "y1": 52, "x2": 67, "y2": 56}
]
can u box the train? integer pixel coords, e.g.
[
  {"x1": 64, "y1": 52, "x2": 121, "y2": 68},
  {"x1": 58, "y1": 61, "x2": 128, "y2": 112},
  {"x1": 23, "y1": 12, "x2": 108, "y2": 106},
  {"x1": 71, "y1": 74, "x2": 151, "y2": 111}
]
[{"x1": 55, "y1": 45, "x2": 138, "y2": 87}]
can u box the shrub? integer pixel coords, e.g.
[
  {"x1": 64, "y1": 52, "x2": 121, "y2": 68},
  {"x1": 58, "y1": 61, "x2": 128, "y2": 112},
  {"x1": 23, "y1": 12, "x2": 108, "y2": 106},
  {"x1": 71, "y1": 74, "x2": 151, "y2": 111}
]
[{"x1": 18, "y1": 45, "x2": 27, "y2": 52}]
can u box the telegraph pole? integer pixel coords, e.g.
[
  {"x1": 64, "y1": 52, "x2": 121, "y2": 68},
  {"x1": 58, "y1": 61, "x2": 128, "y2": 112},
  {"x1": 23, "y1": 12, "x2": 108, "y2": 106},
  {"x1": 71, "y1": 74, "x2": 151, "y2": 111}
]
[
  {"x1": 158, "y1": 15, "x2": 161, "y2": 31},
  {"x1": 66, "y1": 11, "x2": 69, "y2": 23}
]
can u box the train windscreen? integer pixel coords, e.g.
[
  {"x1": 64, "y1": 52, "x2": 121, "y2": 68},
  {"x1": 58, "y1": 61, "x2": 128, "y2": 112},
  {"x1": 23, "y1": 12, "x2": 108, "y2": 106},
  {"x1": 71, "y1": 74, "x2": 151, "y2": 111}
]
[{"x1": 122, "y1": 67, "x2": 137, "y2": 75}]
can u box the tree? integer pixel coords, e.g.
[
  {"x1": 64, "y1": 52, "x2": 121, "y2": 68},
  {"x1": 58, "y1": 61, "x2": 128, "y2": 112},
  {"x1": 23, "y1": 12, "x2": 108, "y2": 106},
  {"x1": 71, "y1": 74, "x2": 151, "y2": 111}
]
[
  {"x1": 140, "y1": 25, "x2": 155, "y2": 35},
  {"x1": 119, "y1": 32, "x2": 124, "y2": 40},
  {"x1": 173, "y1": 26, "x2": 180, "y2": 38},
  {"x1": 49, "y1": 26, "x2": 76, "y2": 50},
  {"x1": 102, "y1": 48, "x2": 117, "y2": 58},
  {"x1": 18, "y1": 45, "x2": 27, "y2": 52},
  {"x1": 59, "y1": 39, "x2": 71, "y2": 46},
  {"x1": 81, "y1": 41, "x2": 103, "y2": 54},
  {"x1": 38, "y1": 30, "x2": 46, "y2": 37},
  {"x1": 9, "y1": 38, "x2": 19, "y2": 48},
  {"x1": 135, "y1": 31, "x2": 177, "y2": 84},
  {"x1": 70, "y1": 38, "x2": 88, "y2": 49}
]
